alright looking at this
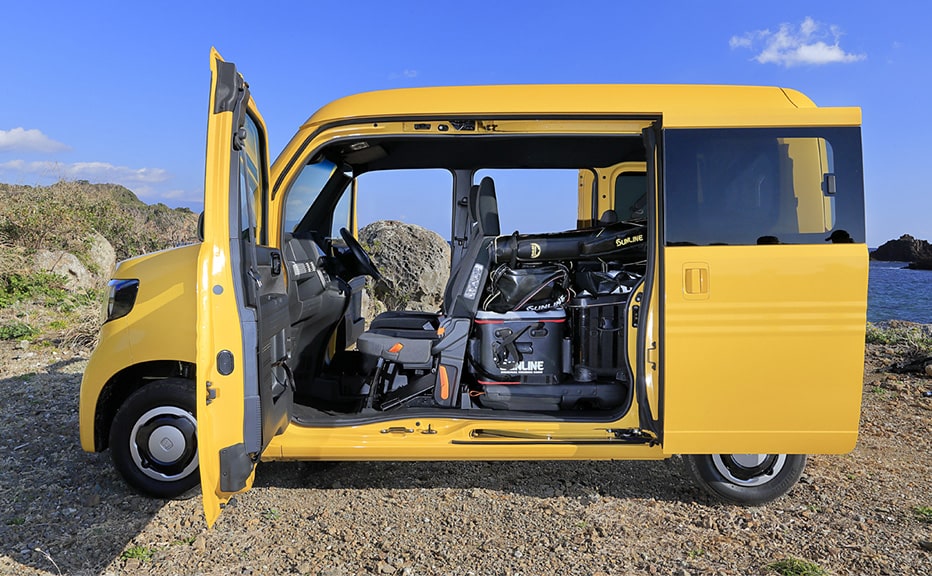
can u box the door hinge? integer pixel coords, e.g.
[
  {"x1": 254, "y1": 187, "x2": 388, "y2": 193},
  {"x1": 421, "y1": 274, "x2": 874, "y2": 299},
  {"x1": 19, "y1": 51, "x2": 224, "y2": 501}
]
[
  {"x1": 206, "y1": 381, "x2": 217, "y2": 405},
  {"x1": 647, "y1": 342, "x2": 658, "y2": 371}
]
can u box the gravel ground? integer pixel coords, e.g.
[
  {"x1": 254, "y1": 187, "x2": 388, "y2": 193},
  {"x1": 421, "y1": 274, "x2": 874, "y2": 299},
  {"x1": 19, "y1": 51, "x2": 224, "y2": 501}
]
[{"x1": 0, "y1": 340, "x2": 929, "y2": 576}]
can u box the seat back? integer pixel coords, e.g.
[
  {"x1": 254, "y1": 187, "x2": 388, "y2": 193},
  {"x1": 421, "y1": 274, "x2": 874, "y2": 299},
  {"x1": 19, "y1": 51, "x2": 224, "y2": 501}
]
[
  {"x1": 441, "y1": 177, "x2": 500, "y2": 315},
  {"x1": 443, "y1": 177, "x2": 499, "y2": 317},
  {"x1": 474, "y1": 176, "x2": 501, "y2": 237}
]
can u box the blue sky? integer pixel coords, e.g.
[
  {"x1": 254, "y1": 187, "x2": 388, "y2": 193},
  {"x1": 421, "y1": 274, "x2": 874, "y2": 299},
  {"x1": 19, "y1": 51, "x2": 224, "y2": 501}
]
[{"x1": 0, "y1": 1, "x2": 928, "y2": 246}]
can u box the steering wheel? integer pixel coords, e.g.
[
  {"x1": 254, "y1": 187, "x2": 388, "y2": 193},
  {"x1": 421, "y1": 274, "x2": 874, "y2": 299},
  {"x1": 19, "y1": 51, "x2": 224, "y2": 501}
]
[{"x1": 339, "y1": 227, "x2": 384, "y2": 282}]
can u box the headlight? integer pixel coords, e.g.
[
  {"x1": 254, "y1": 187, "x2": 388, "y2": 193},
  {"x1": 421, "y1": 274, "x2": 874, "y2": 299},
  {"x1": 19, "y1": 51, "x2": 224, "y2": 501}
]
[{"x1": 105, "y1": 279, "x2": 139, "y2": 322}]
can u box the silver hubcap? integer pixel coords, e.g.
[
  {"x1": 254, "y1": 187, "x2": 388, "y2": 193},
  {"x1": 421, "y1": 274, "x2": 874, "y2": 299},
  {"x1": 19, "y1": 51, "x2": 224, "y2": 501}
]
[
  {"x1": 147, "y1": 425, "x2": 186, "y2": 462},
  {"x1": 129, "y1": 406, "x2": 198, "y2": 482},
  {"x1": 712, "y1": 453, "x2": 786, "y2": 487}
]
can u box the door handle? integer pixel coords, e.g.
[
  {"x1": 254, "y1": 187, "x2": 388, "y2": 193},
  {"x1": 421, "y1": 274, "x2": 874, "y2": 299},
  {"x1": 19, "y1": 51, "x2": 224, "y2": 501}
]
[
  {"x1": 270, "y1": 252, "x2": 282, "y2": 276},
  {"x1": 683, "y1": 263, "x2": 710, "y2": 298},
  {"x1": 247, "y1": 268, "x2": 263, "y2": 288}
]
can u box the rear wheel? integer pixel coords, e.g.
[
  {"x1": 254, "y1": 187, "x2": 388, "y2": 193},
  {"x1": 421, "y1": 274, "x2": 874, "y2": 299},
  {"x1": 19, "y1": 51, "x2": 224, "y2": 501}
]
[
  {"x1": 685, "y1": 453, "x2": 806, "y2": 505},
  {"x1": 110, "y1": 378, "x2": 199, "y2": 498}
]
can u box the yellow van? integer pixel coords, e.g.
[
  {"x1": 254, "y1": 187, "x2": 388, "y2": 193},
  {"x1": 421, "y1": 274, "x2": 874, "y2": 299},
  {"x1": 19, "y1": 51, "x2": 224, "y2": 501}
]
[{"x1": 79, "y1": 50, "x2": 867, "y2": 527}]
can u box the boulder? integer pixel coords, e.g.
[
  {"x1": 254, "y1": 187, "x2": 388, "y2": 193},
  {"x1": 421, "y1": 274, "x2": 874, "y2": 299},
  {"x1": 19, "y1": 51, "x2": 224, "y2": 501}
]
[
  {"x1": 33, "y1": 250, "x2": 94, "y2": 291},
  {"x1": 358, "y1": 220, "x2": 450, "y2": 313},
  {"x1": 871, "y1": 234, "x2": 932, "y2": 262},
  {"x1": 359, "y1": 287, "x2": 387, "y2": 325},
  {"x1": 87, "y1": 231, "x2": 117, "y2": 278}
]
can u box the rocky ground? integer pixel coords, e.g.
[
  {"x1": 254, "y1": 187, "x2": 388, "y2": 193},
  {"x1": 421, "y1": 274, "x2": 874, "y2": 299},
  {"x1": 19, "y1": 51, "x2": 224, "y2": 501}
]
[{"x1": 0, "y1": 337, "x2": 929, "y2": 576}]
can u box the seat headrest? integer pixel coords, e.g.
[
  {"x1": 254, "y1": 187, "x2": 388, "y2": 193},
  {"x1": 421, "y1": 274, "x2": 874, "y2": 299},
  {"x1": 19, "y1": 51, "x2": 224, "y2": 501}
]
[
  {"x1": 598, "y1": 209, "x2": 619, "y2": 225},
  {"x1": 476, "y1": 176, "x2": 500, "y2": 237}
]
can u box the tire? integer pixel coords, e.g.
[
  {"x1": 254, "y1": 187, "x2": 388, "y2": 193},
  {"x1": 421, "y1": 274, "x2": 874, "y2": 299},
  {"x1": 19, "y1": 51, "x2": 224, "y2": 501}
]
[
  {"x1": 109, "y1": 378, "x2": 199, "y2": 498},
  {"x1": 685, "y1": 453, "x2": 806, "y2": 506}
]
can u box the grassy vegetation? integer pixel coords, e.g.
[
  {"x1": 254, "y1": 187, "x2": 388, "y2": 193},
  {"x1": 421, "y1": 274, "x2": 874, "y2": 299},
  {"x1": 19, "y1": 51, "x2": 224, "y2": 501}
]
[
  {"x1": 0, "y1": 320, "x2": 38, "y2": 341},
  {"x1": 913, "y1": 505, "x2": 932, "y2": 524},
  {"x1": 0, "y1": 179, "x2": 197, "y2": 344},
  {"x1": 0, "y1": 180, "x2": 197, "y2": 262},
  {"x1": 767, "y1": 557, "x2": 827, "y2": 576},
  {"x1": 865, "y1": 321, "x2": 932, "y2": 355},
  {"x1": 0, "y1": 271, "x2": 97, "y2": 311},
  {"x1": 0, "y1": 270, "x2": 101, "y2": 343},
  {"x1": 120, "y1": 545, "x2": 154, "y2": 563}
]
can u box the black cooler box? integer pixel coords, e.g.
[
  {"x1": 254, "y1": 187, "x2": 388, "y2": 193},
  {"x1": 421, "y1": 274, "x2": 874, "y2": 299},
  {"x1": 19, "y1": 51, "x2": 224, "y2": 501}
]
[{"x1": 471, "y1": 309, "x2": 569, "y2": 385}]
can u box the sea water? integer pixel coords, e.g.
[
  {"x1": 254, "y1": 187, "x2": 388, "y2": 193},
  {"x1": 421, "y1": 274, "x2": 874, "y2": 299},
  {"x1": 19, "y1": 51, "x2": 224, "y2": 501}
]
[{"x1": 868, "y1": 261, "x2": 932, "y2": 324}]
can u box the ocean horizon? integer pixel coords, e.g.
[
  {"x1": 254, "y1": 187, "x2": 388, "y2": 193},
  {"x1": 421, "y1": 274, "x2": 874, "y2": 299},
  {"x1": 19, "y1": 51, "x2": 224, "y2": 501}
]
[{"x1": 868, "y1": 260, "x2": 932, "y2": 324}]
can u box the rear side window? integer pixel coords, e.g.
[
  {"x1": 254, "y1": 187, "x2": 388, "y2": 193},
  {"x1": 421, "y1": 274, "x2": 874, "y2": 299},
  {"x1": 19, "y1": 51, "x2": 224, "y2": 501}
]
[
  {"x1": 614, "y1": 172, "x2": 647, "y2": 222},
  {"x1": 663, "y1": 127, "x2": 864, "y2": 246}
]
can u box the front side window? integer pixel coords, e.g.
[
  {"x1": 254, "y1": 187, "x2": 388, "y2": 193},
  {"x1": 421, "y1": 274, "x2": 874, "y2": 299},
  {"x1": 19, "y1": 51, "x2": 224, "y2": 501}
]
[
  {"x1": 239, "y1": 113, "x2": 266, "y2": 244},
  {"x1": 663, "y1": 127, "x2": 864, "y2": 246},
  {"x1": 283, "y1": 161, "x2": 339, "y2": 234}
]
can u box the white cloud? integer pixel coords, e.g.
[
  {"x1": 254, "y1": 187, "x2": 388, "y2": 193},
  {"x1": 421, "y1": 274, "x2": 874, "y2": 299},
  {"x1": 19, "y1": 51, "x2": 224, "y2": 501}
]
[
  {"x1": 728, "y1": 35, "x2": 753, "y2": 49},
  {"x1": 0, "y1": 159, "x2": 170, "y2": 184},
  {"x1": 730, "y1": 17, "x2": 866, "y2": 67},
  {"x1": 0, "y1": 128, "x2": 71, "y2": 153},
  {"x1": 161, "y1": 189, "x2": 193, "y2": 200},
  {"x1": 389, "y1": 69, "x2": 418, "y2": 79}
]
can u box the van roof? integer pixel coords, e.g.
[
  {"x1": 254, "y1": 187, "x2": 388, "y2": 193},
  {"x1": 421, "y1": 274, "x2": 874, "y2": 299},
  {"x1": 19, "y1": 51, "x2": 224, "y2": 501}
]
[{"x1": 301, "y1": 84, "x2": 861, "y2": 130}]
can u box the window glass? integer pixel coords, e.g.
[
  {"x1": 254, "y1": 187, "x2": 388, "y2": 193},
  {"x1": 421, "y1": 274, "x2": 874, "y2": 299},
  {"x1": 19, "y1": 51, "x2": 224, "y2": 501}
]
[
  {"x1": 663, "y1": 127, "x2": 864, "y2": 246},
  {"x1": 283, "y1": 160, "x2": 338, "y2": 233},
  {"x1": 239, "y1": 113, "x2": 265, "y2": 244},
  {"x1": 356, "y1": 169, "x2": 453, "y2": 237},
  {"x1": 475, "y1": 169, "x2": 578, "y2": 234},
  {"x1": 614, "y1": 172, "x2": 647, "y2": 222},
  {"x1": 330, "y1": 187, "x2": 352, "y2": 240}
]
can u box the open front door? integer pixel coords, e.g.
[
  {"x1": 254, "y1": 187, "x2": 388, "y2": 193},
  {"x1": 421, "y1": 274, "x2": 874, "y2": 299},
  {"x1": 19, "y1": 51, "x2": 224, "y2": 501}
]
[{"x1": 197, "y1": 49, "x2": 293, "y2": 527}]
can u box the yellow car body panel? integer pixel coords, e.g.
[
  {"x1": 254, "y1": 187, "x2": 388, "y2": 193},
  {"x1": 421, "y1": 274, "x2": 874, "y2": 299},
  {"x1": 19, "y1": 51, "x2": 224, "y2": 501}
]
[
  {"x1": 78, "y1": 244, "x2": 198, "y2": 452},
  {"x1": 297, "y1": 85, "x2": 858, "y2": 131},
  {"x1": 264, "y1": 418, "x2": 665, "y2": 461},
  {"x1": 662, "y1": 244, "x2": 868, "y2": 454}
]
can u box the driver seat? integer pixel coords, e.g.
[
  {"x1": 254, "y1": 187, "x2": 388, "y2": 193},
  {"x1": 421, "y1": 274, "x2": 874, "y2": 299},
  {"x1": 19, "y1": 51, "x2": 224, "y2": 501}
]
[
  {"x1": 366, "y1": 176, "x2": 500, "y2": 334},
  {"x1": 356, "y1": 177, "x2": 501, "y2": 407}
]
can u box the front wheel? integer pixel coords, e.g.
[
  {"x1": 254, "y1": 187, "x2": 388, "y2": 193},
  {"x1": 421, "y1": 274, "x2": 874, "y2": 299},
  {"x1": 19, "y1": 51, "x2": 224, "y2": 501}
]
[
  {"x1": 110, "y1": 378, "x2": 199, "y2": 498},
  {"x1": 685, "y1": 453, "x2": 806, "y2": 506}
]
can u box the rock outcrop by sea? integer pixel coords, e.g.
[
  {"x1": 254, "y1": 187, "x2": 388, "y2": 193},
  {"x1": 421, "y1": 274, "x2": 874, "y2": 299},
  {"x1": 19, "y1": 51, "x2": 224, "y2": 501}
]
[{"x1": 870, "y1": 234, "x2": 932, "y2": 264}]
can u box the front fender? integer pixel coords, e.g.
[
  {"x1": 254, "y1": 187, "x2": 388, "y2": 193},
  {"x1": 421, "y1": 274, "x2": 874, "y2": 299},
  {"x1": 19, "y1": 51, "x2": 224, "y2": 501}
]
[{"x1": 79, "y1": 244, "x2": 199, "y2": 452}]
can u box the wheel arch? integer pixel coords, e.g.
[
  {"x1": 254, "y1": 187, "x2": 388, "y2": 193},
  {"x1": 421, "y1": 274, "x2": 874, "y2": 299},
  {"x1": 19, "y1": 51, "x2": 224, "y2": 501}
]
[{"x1": 93, "y1": 360, "x2": 196, "y2": 451}]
